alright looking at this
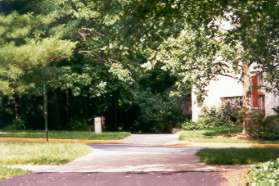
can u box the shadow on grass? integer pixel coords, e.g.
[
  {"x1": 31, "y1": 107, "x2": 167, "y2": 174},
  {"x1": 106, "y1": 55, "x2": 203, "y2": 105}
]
[{"x1": 197, "y1": 148, "x2": 279, "y2": 165}]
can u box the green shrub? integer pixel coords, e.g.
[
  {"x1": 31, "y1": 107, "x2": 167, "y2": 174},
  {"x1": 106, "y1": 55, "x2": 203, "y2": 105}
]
[
  {"x1": 249, "y1": 159, "x2": 279, "y2": 185},
  {"x1": 273, "y1": 106, "x2": 279, "y2": 114},
  {"x1": 262, "y1": 115, "x2": 279, "y2": 140},
  {"x1": 182, "y1": 117, "x2": 231, "y2": 130},
  {"x1": 67, "y1": 118, "x2": 89, "y2": 131},
  {"x1": 132, "y1": 90, "x2": 183, "y2": 133},
  {"x1": 182, "y1": 106, "x2": 237, "y2": 130},
  {"x1": 246, "y1": 110, "x2": 279, "y2": 140},
  {"x1": 246, "y1": 110, "x2": 265, "y2": 139},
  {"x1": 3, "y1": 118, "x2": 26, "y2": 130},
  {"x1": 182, "y1": 120, "x2": 204, "y2": 130},
  {"x1": 220, "y1": 103, "x2": 244, "y2": 124}
]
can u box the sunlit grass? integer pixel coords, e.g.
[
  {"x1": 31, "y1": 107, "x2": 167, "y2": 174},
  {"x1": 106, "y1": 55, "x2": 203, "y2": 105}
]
[
  {"x1": 0, "y1": 142, "x2": 91, "y2": 165},
  {"x1": 179, "y1": 127, "x2": 253, "y2": 143},
  {"x1": 180, "y1": 127, "x2": 279, "y2": 144},
  {"x1": 0, "y1": 166, "x2": 29, "y2": 180},
  {"x1": 0, "y1": 131, "x2": 130, "y2": 140}
]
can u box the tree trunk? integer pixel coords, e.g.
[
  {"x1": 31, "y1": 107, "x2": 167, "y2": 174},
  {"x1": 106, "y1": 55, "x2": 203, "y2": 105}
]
[
  {"x1": 65, "y1": 89, "x2": 70, "y2": 122},
  {"x1": 14, "y1": 94, "x2": 20, "y2": 120},
  {"x1": 242, "y1": 63, "x2": 251, "y2": 135},
  {"x1": 114, "y1": 96, "x2": 118, "y2": 129},
  {"x1": 43, "y1": 82, "x2": 49, "y2": 142}
]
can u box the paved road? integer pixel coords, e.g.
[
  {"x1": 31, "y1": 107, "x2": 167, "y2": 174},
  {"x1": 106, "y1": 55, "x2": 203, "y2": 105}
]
[
  {"x1": 122, "y1": 134, "x2": 182, "y2": 145},
  {"x1": 0, "y1": 172, "x2": 227, "y2": 186}
]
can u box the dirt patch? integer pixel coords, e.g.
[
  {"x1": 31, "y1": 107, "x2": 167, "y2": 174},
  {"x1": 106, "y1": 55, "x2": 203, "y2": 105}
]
[{"x1": 218, "y1": 166, "x2": 249, "y2": 186}]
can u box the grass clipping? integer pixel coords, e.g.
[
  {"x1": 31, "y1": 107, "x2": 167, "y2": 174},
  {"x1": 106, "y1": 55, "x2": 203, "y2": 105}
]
[{"x1": 0, "y1": 142, "x2": 91, "y2": 165}]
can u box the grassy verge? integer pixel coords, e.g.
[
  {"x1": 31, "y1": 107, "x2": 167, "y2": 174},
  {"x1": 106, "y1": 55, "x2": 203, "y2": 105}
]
[
  {"x1": 197, "y1": 148, "x2": 279, "y2": 165},
  {"x1": 0, "y1": 131, "x2": 130, "y2": 140},
  {"x1": 0, "y1": 142, "x2": 91, "y2": 165},
  {"x1": 179, "y1": 126, "x2": 279, "y2": 144},
  {"x1": 0, "y1": 167, "x2": 30, "y2": 180},
  {"x1": 179, "y1": 126, "x2": 251, "y2": 143},
  {"x1": 0, "y1": 142, "x2": 91, "y2": 180}
]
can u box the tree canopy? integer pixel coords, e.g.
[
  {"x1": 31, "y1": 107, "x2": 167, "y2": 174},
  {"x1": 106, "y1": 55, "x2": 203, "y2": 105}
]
[{"x1": 0, "y1": 0, "x2": 278, "y2": 132}]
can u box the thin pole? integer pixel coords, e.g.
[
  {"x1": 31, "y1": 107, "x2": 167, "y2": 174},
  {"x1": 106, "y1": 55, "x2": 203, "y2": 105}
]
[{"x1": 43, "y1": 81, "x2": 48, "y2": 142}]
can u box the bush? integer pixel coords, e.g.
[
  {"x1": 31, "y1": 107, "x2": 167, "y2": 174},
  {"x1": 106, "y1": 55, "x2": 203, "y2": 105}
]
[
  {"x1": 132, "y1": 90, "x2": 183, "y2": 133},
  {"x1": 246, "y1": 110, "x2": 265, "y2": 138},
  {"x1": 249, "y1": 159, "x2": 279, "y2": 185},
  {"x1": 182, "y1": 118, "x2": 231, "y2": 130},
  {"x1": 246, "y1": 110, "x2": 279, "y2": 140},
  {"x1": 3, "y1": 118, "x2": 26, "y2": 130},
  {"x1": 273, "y1": 106, "x2": 279, "y2": 114},
  {"x1": 220, "y1": 103, "x2": 244, "y2": 124},
  {"x1": 182, "y1": 106, "x2": 237, "y2": 130},
  {"x1": 262, "y1": 115, "x2": 279, "y2": 140},
  {"x1": 182, "y1": 120, "x2": 204, "y2": 130},
  {"x1": 66, "y1": 118, "x2": 89, "y2": 131}
]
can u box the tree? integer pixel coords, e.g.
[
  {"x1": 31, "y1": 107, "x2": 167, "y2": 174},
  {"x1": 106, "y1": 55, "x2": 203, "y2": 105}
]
[
  {"x1": 0, "y1": 10, "x2": 76, "y2": 139},
  {"x1": 147, "y1": 0, "x2": 279, "y2": 134},
  {"x1": 5, "y1": 0, "x2": 278, "y2": 133}
]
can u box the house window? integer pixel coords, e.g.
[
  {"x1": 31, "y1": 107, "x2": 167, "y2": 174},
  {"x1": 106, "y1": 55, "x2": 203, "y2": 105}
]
[{"x1": 221, "y1": 96, "x2": 243, "y2": 107}]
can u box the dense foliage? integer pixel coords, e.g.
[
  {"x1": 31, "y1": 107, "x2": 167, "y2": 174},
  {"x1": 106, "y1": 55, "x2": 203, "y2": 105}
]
[
  {"x1": 249, "y1": 159, "x2": 279, "y2": 185},
  {"x1": 0, "y1": 0, "x2": 187, "y2": 132},
  {"x1": 247, "y1": 108, "x2": 279, "y2": 140},
  {"x1": 182, "y1": 104, "x2": 242, "y2": 130},
  {"x1": 0, "y1": 1, "x2": 279, "y2": 133}
]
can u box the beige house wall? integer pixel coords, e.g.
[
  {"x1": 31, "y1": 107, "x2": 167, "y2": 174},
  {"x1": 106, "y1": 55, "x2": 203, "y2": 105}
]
[{"x1": 192, "y1": 75, "x2": 279, "y2": 121}]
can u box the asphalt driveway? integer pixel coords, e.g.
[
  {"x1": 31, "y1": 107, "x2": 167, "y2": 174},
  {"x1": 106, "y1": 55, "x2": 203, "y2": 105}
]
[
  {"x1": 0, "y1": 134, "x2": 247, "y2": 185},
  {"x1": 8, "y1": 144, "x2": 211, "y2": 173},
  {"x1": 0, "y1": 172, "x2": 227, "y2": 186}
]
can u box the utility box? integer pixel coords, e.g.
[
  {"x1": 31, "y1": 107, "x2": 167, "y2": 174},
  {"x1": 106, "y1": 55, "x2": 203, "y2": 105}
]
[{"x1": 94, "y1": 116, "x2": 104, "y2": 134}]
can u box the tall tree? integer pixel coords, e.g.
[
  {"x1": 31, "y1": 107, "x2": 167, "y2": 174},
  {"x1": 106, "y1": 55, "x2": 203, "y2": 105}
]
[
  {"x1": 0, "y1": 10, "x2": 76, "y2": 137},
  {"x1": 135, "y1": 0, "x2": 279, "y2": 133}
]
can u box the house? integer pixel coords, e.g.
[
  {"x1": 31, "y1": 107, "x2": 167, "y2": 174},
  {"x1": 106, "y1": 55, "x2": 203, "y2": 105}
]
[
  {"x1": 191, "y1": 73, "x2": 279, "y2": 122},
  {"x1": 187, "y1": 18, "x2": 279, "y2": 121}
]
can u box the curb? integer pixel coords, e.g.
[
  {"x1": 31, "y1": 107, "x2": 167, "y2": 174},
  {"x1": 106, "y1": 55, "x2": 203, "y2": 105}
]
[{"x1": 186, "y1": 142, "x2": 279, "y2": 148}]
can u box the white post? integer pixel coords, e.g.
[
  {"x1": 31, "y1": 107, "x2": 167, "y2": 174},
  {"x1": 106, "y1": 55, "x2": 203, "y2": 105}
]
[{"x1": 94, "y1": 117, "x2": 103, "y2": 134}]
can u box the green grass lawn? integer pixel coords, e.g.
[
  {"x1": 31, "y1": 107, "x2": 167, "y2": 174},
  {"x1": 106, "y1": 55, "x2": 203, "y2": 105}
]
[
  {"x1": 197, "y1": 148, "x2": 279, "y2": 165},
  {"x1": 0, "y1": 142, "x2": 91, "y2": 180},
  {"x1": 179, "y1": 126, "x2": 279, "y2": 144},
  {"x1": 182, "y1": 127, "x2": 279, "y2": 184},
  {"x1": 0, "y1": 167, "x2": 30, "y2": 180},
  {"x1": 0, "y1": 131, "x2": 130, "y2": 140},
  {"x1": 0, "y1": 142, "x2": 91, "y2": 165},
  {"x1": 179, "y1": 126, "x2": 250, "y2": 143}
]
